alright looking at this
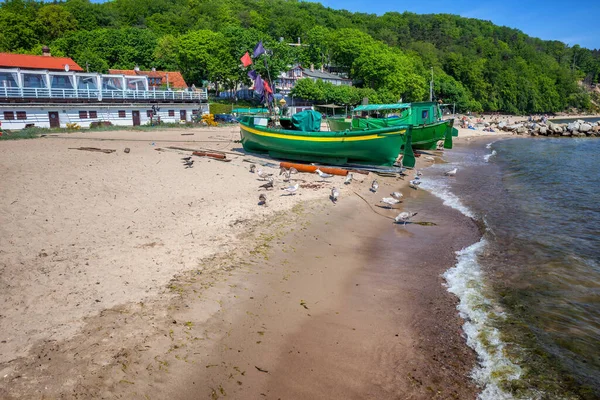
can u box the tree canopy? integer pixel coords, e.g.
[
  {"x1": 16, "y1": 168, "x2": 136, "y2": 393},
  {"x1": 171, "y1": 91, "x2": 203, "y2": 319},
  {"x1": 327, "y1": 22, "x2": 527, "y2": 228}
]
[{"x1": 1, "y1": 0, "x2": 599, "y2": 113}]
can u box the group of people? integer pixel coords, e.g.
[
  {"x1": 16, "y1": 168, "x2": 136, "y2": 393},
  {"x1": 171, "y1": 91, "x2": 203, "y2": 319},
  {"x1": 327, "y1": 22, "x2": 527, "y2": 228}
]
[{"x1": 528, "y1": 114, "x2": 549, "y2": 123}]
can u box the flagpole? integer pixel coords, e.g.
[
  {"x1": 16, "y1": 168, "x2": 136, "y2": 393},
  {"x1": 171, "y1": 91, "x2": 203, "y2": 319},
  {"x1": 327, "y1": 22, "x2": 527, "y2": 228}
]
[{"x1": 263, "y1": 52, "x2": 274, "y2": 114}]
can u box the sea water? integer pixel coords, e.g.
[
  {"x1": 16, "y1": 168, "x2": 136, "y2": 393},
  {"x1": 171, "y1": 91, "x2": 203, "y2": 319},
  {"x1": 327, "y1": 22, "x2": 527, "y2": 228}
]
[{"x1": 421, "y1": 138, "x2": 600, "y2": 399}]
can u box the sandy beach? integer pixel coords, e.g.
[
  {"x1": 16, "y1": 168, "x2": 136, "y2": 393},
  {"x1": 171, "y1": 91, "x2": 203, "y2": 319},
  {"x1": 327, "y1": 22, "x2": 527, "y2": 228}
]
[{"x1": 1, "y1": 126, "x2": 490, "y2": 399}]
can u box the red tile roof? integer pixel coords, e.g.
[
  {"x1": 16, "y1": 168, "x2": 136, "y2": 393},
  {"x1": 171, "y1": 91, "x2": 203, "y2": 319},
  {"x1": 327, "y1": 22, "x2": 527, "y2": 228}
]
[
  {"x1": 0, "y1": 53, "x2": 83, "y2": 71},
  {"x1": 108, "y1": 69, "x2": 188, "y2": 89}
]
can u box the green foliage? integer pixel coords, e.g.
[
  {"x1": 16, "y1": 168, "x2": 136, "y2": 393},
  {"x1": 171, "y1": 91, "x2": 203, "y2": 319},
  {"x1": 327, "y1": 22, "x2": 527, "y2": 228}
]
[{"x1": 1, "y1": 0, "x2": 599, "y2": 113}]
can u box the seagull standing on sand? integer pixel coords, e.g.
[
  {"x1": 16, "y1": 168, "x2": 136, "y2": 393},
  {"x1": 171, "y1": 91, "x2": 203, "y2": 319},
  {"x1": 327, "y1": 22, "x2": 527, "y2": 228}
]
[
  {"x1": 258, "y1": 193, "x2": 267, "y2": 206},
  {"x1": 380, "y1": 197, "x2": 400, "y2": 208},
  {"x1": 259, "y1": 176, "x2": 274, "y2": 190},
  {"x1": 282, "y1": 183, "x2": 299, "y2": 195},
  {"x1": 444, "y1": 168, "x2": 458, "y2": 177},
  {"x1": 416, "y1": 169, "x2": 423, "y2": 177},
  {"x1": 409, "y1": 179, "x2": 421, "y2": 190},
  {"x1": 181, "y1": 156, "x2": 192, "y2": 162},
  {"x1": 344, "y1": 173, "x2": 353, "y2": 185},
  {"x1": 391, "y1": 191, "x2": 403, "y2": 200},
  {"x1": 280, "y1": 166, "x2": 298, "y2": 182},
  {"x1": 315, "y1": 168, "x2": 333, "y2": 180},
  {"x1": 330, "y1": 187, "x2": 340, "y2": 203},
  {"x1": 370, "y1": 180, "x2": 379, "y2": 193},
  {"x1": 183, "y1": 160, "x2": 194, "y2": 168},
  {"x1": 395, "y1": 211, "x2": 418, "y2": 225},
  {"x1": 249, "y1": 164, "x2": 256, "y2": 173},
  {"x1": 257, "y1": 169, "x2": 273, "y2": 180}
]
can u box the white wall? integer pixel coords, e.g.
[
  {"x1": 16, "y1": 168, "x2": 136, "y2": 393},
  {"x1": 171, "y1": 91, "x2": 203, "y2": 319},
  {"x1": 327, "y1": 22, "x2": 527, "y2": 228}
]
[{"x1": 0, "y1": 103, "x2": 209, "y2": 130}]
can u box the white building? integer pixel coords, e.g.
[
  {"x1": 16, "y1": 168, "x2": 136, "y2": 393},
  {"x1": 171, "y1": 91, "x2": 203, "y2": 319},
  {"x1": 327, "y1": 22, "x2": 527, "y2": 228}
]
[
  {"x1": 0, "y1": 50, "x2": 208, "y2": 130},
  {"x1": 275, "y1": 64, "x2": 352, "y2": 94}
]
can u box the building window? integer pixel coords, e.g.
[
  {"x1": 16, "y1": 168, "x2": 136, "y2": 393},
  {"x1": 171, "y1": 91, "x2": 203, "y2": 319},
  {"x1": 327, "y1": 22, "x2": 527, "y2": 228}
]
[
  {"x1": 147, "y1": 110, "x2": 153, "y2": 117},
  {"x1": 16, "y1": 111, "x2": 27, "y2": 120},
  {"x1": 89, "y1": 111, "x2": 97, "y2": 118},
  {"x1": 168, "y1": 110, "x2": 175, "y2": 117},
  {"x1": 3, "y1": 111, "x2": 14, "y2": 120},
  {"x1": 118, "y1": 110, "x2": 126, "y2": 118},
  {"x1": 79, "y1": 111, "x2": 88, "y2": 119}
]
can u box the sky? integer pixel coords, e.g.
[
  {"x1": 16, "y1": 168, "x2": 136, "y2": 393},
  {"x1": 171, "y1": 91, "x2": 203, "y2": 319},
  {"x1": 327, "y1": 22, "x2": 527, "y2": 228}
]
[{"x1": 315, "y1": 0, "x2": 600, "y2": 49}]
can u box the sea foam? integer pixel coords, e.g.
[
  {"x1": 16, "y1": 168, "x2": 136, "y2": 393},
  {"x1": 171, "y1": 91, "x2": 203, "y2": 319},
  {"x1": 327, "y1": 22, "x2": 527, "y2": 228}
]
[
  {"x1": 445, "y1": 239, "x2": 522, "y2": 400},
  {"x1": 421, "y1": 164, "x2": 523, "y2": 399},
  {"x1": 483, "y1": 150, "x2": 497, "y2": 163},
  {"x1": 419, "y1": 178, "x2": 476, "y2": 219}
]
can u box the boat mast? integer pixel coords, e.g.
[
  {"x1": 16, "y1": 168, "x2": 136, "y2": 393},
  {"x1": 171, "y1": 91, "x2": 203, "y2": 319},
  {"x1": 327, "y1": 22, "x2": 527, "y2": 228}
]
[{"x1": 429, "y1": 67, "x2": 433, "y2": 102}]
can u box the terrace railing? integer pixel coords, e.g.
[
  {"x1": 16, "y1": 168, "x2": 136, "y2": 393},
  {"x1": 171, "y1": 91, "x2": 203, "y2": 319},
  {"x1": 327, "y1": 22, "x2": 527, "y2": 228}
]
[{"x1": 0, "y1": 87, "x2": 208, "y2": 101}]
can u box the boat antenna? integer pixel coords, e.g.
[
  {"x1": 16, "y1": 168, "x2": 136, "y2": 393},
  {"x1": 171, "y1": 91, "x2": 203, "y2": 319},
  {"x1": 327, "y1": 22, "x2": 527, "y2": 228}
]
[{"x1": 429, "y1": 67, "x2": 433, "y2": 102}]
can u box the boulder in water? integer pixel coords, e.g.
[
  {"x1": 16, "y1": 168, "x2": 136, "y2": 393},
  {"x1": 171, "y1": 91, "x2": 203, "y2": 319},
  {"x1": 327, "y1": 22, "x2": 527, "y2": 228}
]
[
  {"x1": 579, "y1": 123, "x2": 592, "y2": 132},
  {"x1": 539, "y1": 127, "x2": 548, "y2": 135},
  {"x1": 567, "y1": 122, "x2": 580, "y2": 132}
]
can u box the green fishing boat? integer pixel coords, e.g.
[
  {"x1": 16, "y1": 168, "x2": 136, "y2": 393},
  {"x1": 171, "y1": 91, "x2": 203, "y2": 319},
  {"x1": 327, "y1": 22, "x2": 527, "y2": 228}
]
[
  {"x1": 350, "y1": 102, "x2": 455, "y2": 150},
  {"x1": 239, "y1": 110, "x2": 415, "y2": 167}
]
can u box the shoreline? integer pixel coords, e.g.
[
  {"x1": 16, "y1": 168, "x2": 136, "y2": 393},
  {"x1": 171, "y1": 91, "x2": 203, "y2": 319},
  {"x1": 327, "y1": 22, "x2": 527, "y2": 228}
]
[{"x1": 1, "y1": 128, "x2": 482, "y2": 399}]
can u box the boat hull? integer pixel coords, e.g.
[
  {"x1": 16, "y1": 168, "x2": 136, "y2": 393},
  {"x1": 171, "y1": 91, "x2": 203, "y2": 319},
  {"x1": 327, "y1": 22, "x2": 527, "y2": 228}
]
[
  {"x1": 411, "y1": 119, "x2": 454, "y2": 150},
  {"x1": 239, "y1": 119, "x2": 409, "y2": 166}
]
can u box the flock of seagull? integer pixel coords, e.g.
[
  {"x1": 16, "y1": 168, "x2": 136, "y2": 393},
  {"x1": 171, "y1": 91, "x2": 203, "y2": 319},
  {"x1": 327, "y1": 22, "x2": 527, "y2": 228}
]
[{"x1": 248, "y1": 160, "x2": 459, "y2": 226}]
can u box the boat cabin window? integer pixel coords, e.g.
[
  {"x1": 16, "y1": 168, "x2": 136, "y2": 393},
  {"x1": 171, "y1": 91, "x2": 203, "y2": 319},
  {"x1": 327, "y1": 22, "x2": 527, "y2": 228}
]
[{"x1": 422, "y1": 110, "x2": 429, "y2": 119}]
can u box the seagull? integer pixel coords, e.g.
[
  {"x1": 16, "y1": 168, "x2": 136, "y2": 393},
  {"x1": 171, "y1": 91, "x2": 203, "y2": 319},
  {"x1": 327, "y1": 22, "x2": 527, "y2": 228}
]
[
  {"x1": 330, "y1": 187, "x2": 339, "y2": 203},
  {"x1": 249, "y1": 164, "x2": 256, "y2": 173},
  {"x1": 370, "y1": 180, "x2": 379, "y2": 193},
  {"x1": 395, "y1": 211, "x2": 418, "y2": 225},
  {"x1": 444, "y1": 168, "x2": 458, "y2": 177},
  {"x1": 183, "y1": 160, "x2": 194, "y2": 168},
  {"x1": 282, "y1": 183, "x2": 299, "y2": 195},
  {"x1": 416, "y1": 169, "x2": 423, "y2": 177},
  {"x1": 315, "y1": 168, "x2": 333, "y2": 179},
  {"x1": 258, "y1": 193, "x2": 267, "y2": 206},
  {"x1": 391, "y1": 191, "x2": 403, "y2": 200},
  {"x1": 344, "y1": 173, "x2": 353, "y2": 185},
  {"x1": 280, "y1": 166, "x2": 298, "y2": 181},
  {"x1": 257, "y1": 169, "x2": 273, "y2": 180},
  {"x1": 409, "y1": 179, "x2": 421, "y2": 190},
  {"x1": 259, "y1": 177, "x2": 274, "y2": 190},
  {"x1": 380, "y1": 197, "x2": 400, "y2": 208},
  {"x1": 181, "y1": 156, "x2": 192, "y2": 161}
]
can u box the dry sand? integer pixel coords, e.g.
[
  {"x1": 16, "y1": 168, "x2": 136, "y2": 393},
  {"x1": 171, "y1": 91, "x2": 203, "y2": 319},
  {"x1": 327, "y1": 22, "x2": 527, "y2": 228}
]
[{"x1": 1, "y1": 126, "x2": 480, "y2": 399}]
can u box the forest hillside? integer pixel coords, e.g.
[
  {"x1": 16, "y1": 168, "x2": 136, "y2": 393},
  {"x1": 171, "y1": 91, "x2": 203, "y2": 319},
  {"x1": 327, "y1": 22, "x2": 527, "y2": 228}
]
[{"x1": 1, "y1": 0, "x2": 599, "y2": 113}]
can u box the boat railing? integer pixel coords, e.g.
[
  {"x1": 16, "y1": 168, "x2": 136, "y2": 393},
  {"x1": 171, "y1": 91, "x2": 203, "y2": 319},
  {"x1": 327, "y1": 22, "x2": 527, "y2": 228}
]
[{"x1": 0, "y1": 87, "x2": 208, "y2": 101}]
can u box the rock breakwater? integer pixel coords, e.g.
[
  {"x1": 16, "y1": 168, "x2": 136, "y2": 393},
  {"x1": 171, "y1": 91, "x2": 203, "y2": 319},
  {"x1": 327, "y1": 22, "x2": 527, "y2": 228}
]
[{"x1": 495, "y1": 119, "x2": 600, "y2": 137}]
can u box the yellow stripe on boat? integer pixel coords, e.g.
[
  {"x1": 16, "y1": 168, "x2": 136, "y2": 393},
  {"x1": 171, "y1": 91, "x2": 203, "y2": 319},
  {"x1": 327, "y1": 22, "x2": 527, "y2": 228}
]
[{"x1": 243, "y1": 125, "x2": 406, "y2": 142}]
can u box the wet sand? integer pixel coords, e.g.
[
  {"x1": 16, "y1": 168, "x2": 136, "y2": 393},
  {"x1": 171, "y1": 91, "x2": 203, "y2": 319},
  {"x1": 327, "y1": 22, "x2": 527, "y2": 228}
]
[{"x1": 173, "y1": 184, "x2": 481, "y2": 399}]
